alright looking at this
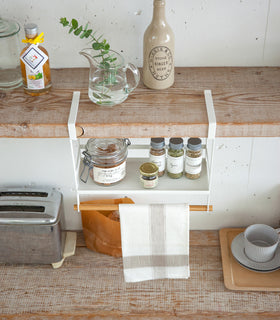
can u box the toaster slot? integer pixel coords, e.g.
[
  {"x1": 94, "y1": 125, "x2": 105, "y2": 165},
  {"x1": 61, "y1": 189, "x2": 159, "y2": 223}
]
[
  {"x1": 0, "y1": 191, "x2": 48, "y2": 197},
  {"x1": 0, "y1": 205, "x2": 45, "y2": 212}
]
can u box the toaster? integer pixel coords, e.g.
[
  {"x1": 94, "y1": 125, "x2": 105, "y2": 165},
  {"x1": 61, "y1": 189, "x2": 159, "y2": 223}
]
[{"x1": 0, "y1": 187, "x2": 65, "y2": 264}]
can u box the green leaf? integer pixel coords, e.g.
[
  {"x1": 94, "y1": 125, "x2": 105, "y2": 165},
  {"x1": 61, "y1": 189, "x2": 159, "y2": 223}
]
[
  {"x1": 69, "y1": 26, "x2": 74, "y2": 33},
  {"x1": 104, "y1": 43, "x2": 110, "y2": 50},
  {"x1": 71, "y1": 19, "x2": 78, "y2": 29},
  {"x1": 74, "y1": 26, "x2": 83, "y2": 35},
  {"x1": 85, "y1": 29, "x2": 92, "y2": 38},
  {"x1": 92, "y1": 42, "x2": 102, "y2": 50},
  {"x1": 103, "y1": 62, "x2": 110, "y2": 68},
  {"x1": 80, "y1": 30, "x2": 87, "y2": 39},
  {"x1": 101, "y1": 50, "x2": 109, "y2": 55},
  {"x1": 60, "y1": 18, "x2": 69, "y2": 26}
]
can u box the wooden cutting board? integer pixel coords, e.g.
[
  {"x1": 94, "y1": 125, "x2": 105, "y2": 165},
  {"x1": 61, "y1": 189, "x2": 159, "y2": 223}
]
[{"x1": 219, "y1": 228, "x2": 280, "y2": 291}]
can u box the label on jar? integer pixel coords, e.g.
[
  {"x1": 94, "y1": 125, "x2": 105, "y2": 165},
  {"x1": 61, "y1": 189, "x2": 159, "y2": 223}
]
[
  {"x1": 185, "y1": 155, "x2": 202, "y2": 166},
  {"x1": 148, "y1": 46, "x2": 173, "y2": 81},
  {"x1": 140, "y1": 176, "x2": 158, "y2": 189},
  {"x1": 185, "y1": 164, "x2": 202, "y2": 175},
  {"x1": 25, "y1": 66, "x2": 44, "y2": 89},
  {"x1": 20, "y1": 44, "x2": 48, "y2": 90},
  {"x1": 93, "y1": 162, "x2": 126, "y2": 184},
  {"x1": 149, "y1": 153, "x2": 166, "y2": 172},
  {"x1": 167, "y1": 154, "x2": 184, "y2": 174}
]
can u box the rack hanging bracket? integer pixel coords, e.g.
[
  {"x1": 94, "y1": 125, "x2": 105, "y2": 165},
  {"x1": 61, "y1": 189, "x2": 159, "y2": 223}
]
[{"x1": 68, "y1": 91, "x2": 81, "y2": 140}]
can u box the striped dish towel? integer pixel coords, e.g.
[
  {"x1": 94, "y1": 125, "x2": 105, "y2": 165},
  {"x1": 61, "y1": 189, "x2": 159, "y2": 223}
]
[{"x1": 119, "y1": 204, "x2": 190, "y2": 283}]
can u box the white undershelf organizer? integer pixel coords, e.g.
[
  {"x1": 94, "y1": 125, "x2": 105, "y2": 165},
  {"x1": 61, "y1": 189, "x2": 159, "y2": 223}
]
[{"x1": 68, "y1": 90, "x2": 216, "y2": 212}]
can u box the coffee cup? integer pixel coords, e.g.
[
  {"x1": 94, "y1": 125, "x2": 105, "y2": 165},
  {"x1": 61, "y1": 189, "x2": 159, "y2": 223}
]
[{"x1": 244, "y1": 224, "x2": 280, "y2": 263}]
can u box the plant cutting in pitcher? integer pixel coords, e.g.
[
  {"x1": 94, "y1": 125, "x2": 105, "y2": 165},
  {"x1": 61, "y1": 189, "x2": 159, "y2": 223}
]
[
  {"x1": 60, "y1": 17, "x2": 140, "y2": 106},
  {"x1": 60, "y1": 17, "x2": 117, "y2": 104},
  {"x1": 60, "y1": 18, "x2": 117, "y2": 68}
]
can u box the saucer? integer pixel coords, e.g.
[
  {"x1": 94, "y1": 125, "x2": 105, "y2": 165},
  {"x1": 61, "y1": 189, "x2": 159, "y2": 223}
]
[{"x1": 231, "y1": 232, "x2": 280, "y2": 273}]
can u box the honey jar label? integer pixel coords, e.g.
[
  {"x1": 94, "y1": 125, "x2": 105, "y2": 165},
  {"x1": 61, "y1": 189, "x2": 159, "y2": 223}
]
[
  {"x1": 20, "y1": 44, "x2": 48, "y2": 73},
  {"x1": 25, "y1": 66, "x2": 44, "y2": 89},
  {"x1": 93, "y1": 162, "x2": 126, "y2": 184},
  {"x1": 20, "y1": 44, "x2": 48, "y2": 90}
]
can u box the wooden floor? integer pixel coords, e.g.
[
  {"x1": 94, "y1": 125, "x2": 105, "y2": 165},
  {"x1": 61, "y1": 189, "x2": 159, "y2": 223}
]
[{"x1": 1, "y1": 231, "x2": 280, "y2": 319}]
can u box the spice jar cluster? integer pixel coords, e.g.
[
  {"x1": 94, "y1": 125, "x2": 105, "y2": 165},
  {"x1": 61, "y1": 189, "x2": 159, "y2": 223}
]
[
  {"x1": 79, "y1": 137, "x2": 203, "y2": 189},
  {"x1": 140, "y1": 137, "x2": 203, "y2": 189}
]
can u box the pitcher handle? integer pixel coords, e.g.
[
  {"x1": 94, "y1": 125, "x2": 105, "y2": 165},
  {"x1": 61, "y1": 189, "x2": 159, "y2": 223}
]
[{"x1": 126, "y1": 63, "x2": 140, "y2": 93}]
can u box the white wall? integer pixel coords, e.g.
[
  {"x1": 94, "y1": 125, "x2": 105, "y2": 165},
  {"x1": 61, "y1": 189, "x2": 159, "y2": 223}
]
[
  {"x1": 2, "y1": 0, "x2": 280, "y2": 67},
  {"x1": 0, "y1": 138, "x2": 279, "y2": 230}
]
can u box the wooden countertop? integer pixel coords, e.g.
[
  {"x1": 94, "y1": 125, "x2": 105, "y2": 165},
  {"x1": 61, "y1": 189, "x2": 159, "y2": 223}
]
[
  {"x1": 1, "y1": 231, "x2": 279, "y2": 319},
  {"x1": 1, "y1": 67, "x2": 280, "y2": 138}
]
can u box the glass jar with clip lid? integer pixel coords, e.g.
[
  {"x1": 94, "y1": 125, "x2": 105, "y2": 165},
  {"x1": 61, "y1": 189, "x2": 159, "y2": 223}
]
[{"x1": 80, "y1": 138, "x2": 131, "y2": 186}]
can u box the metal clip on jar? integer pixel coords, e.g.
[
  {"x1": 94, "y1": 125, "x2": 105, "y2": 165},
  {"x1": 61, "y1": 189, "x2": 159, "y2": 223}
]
[
  {"x1": 149, "y1": 137, "x2": 166, "y2": 177},
  {"x1": 167, "y1": 137, "x2": 184, "y2": 179},
  {"x1": 80, "y1": 138, "x2": 130, "y2": 186},
  {"x1": 185, "y1": 137, "x2": 202, "y2": 179},
  {"x1": 139, "y1": 162, "x2": 159, "y2": 189}
]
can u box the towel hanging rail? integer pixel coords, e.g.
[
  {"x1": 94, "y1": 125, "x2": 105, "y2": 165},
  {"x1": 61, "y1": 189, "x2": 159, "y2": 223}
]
[{"x1": 74, "y1": 204, "x2": 213, "y2": 212}]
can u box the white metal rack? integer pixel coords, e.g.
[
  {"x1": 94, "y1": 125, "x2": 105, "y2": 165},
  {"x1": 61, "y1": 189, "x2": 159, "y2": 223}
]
[{"x1": 68, "y1": 90, "x2": 216, "y2": 212}]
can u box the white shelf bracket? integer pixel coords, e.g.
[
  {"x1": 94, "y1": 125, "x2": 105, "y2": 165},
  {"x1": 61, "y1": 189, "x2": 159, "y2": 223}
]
[
  {"x1": 204, "y1": 90, "x2": 216, "y2": 140},
  {"x1": 68, "y1": 91, "x2": 81, "y2": 211},
  {"x1": 68, "y1": 91, "x2": 80, "y2": 140},
  {"x1": 204, "y1": 90, "x2": 216, "y2": 212}
]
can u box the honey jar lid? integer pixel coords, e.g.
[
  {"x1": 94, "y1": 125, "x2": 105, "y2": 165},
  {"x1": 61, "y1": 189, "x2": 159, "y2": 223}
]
[{"x1": 139, "y1": 162, "x2": 159, "y2": 177}]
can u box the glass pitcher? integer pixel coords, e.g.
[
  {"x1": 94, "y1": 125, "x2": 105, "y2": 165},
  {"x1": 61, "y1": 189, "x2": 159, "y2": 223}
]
[
  {"x1": 0, "y1": 17, "x2": 22, "y2": 90},
  {"x1": 80, "y1": 49, "x2": 140, "y2": 106}
]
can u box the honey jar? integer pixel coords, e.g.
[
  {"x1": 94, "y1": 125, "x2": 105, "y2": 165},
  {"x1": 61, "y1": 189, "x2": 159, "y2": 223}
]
[{"x1": 80, "y1": 138, "x2": 130, "y2": 186}]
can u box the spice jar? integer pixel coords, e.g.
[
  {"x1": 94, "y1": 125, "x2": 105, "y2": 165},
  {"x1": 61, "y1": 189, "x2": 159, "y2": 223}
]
[
  {"x1": 167, "y1": 137, "x2": 184, "y2": 179},
  {"x1": 149, "y1": 137, "x2": 166, "y2": 177},
  {"x1": 80, "y1": 138, "x2": 130, "y2": 186},
  {"x1": 185, "y1": 137, "x2": 202, "y2": 180},
  {"x1": 139, "y1": 162, "x2": 159, "y2": 189}
]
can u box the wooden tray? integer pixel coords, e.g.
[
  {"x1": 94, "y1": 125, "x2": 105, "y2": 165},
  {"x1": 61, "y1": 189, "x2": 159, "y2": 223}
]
[{"x1": 219, "y1": 228, "x2": 280, "y2": 291}]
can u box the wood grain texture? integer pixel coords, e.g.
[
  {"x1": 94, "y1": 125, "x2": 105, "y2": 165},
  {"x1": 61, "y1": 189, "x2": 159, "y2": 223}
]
[
  {"x1": 0, "y1": 67, "x2": 279, "y2": 138},
  {"x1": 220, "y1": 228, "x2": 280, "y2": 291},
  {"x1": 0, "y1": 231, "x2": 279, "y2": 319}
]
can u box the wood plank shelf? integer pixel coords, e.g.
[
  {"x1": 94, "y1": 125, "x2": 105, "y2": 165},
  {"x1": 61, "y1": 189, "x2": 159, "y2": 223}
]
[
  {"x1": 1, "y1": 231, "x2": 280, "y2": 319},
  {"x1": 0, "y1": 67, "x2": 280, "y2": 138}
]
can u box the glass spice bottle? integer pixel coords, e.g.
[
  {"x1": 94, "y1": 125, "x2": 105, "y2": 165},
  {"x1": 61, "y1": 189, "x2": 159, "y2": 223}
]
[
  {"x1": 149, "y1": 137, "x2": 166, "y2": 177},
  {"x1": 20, "y1": 23, "x2": 52, "y2": 96},
  {"x1": 185, "y1": 137, "x2": 202, "y2": 180},
  {"x1": 167, "y1": 137, "x2": 184, "y2": 179},
  {"x1": 139, "y1": 162, "x2": 159, "y2": 189}
]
